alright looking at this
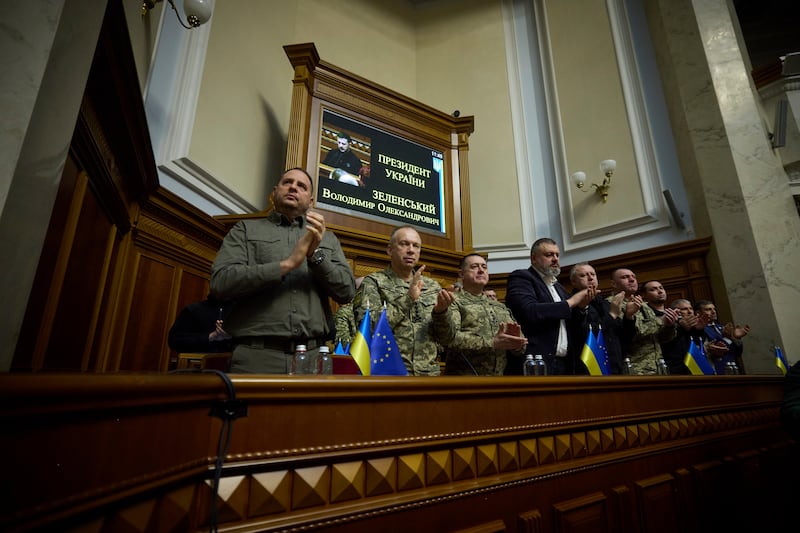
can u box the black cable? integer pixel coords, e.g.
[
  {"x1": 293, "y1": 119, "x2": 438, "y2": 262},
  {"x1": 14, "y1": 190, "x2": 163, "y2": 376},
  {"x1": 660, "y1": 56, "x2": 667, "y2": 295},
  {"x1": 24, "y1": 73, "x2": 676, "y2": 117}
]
[
  {"x1": 170, "y1": 368, "x2": 247, "y2": 532},
  {"x1": 460, "y1": 352, "x2": 479, "y2": 376}
]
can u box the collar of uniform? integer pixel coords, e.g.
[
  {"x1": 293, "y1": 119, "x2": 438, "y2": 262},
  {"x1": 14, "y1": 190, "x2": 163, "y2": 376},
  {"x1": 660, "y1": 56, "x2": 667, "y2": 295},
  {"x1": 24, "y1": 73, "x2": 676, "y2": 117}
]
[{"x1": 268, "y1": 209, "x2": 305, "y2": 227}]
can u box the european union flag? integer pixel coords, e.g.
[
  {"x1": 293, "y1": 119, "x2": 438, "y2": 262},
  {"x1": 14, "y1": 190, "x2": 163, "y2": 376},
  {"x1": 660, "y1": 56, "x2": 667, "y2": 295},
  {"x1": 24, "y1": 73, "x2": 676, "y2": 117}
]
[
  {"x1": 775, "y1": 346, "x2": 789, "y2": 376},
  {"x1": 684, "y1": 340, "x2": 715, "y2": 375},
  {"x1": 370, "y1": 308, "x2": 408, "y2": 376},
  {"x1": 350, "y1": 307, "x2": 371, "y2": 376},
  {"x1": 580, "y1": 327, "x2": 610, "y2": 376}
]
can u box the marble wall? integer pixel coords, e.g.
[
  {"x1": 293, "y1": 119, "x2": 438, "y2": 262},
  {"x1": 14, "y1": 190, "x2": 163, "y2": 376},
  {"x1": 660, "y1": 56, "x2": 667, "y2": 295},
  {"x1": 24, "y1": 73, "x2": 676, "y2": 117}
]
[{"x1": 644, "y1": 0, "x2": 800, "y2": 370}]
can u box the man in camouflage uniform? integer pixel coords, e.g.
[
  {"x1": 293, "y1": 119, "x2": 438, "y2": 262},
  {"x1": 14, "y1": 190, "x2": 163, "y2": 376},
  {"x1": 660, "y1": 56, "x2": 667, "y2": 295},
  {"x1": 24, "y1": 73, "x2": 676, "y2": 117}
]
[
  {"x1": 609, "y1": 269, "x2": 678, "y2": 374},
  {"x1": 432, "y1": 254, "x2": 527, "y2": 375},
  {"x1": 332, "y1": 277, "x2": 364, "y2": 346},
  {"x1": 352, "y1": 226, "x2": 442, "y2": 375}
]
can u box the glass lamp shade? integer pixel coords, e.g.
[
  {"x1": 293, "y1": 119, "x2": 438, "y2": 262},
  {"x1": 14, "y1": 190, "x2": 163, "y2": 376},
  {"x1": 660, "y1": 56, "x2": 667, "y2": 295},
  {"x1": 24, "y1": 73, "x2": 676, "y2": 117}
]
[
  {"x1": 571, "y1": 171, "x2": 586, "y2": 186},
  {"x1": 600, "y1": 159, "x2": 616, "y2": 175},
  {"x1": 184, "y1": 0, "x2": 213, "y2": 26}
]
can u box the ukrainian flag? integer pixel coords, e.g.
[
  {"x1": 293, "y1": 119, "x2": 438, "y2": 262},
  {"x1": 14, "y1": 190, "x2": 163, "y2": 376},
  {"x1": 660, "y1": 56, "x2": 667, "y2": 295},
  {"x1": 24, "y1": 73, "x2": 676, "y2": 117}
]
[
  {"x1": 350, "y1": 307, "x2": 371, "y2": 376},
  {"x1": 684, "y1": 340, "x2": 715, "y2": 375},
  {"x1": 775, "y1": 346, "x2": 789, "y2": 376},
  {"x1": 580, "y1": 327, "x2": 610, "y2": 376}
]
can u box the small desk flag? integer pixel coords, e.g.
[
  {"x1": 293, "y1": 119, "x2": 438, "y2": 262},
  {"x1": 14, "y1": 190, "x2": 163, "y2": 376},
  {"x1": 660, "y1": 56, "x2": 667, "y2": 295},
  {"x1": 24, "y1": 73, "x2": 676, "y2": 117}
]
[
  {"x1": 775, "y1": 346, "x2": 789, "y2": 376},
  {"x1": 580, "y1": 327, "x2": 610, "y2": 376},
  {"x1": 334, "y1": 340, "x2": 347, "y2": 355},
  {"x1": 350, "y1": 307, "x2": 371, "y2": 376},
  {"x1": 370, "y1": 306, "x2": 408, "y2": 376},
  {"x1": 684, "y1": 340, "x2": 715, "y2": 375}
]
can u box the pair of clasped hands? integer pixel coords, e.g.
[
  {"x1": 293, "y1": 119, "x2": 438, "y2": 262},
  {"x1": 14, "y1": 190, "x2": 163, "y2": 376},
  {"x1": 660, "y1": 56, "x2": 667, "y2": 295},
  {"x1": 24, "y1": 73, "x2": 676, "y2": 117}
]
[
  {"x1": 428, "y1": 267, "x2": 528, "y2": 352},
  {"x1": 281, "y1": 210, "x2": 327, "y2": 275}
]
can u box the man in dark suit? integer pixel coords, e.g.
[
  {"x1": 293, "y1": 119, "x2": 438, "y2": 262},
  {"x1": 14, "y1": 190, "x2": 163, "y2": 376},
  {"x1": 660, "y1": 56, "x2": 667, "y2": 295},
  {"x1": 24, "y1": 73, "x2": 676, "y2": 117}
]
[{"x1": 505, "y1": 238, "x2": 592, "y2": 375}]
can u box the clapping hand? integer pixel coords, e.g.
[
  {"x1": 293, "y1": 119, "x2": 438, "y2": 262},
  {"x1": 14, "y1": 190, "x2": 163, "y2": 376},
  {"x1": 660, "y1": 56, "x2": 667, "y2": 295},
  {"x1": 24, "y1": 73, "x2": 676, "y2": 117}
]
[{"x1": 493, "y1": 322, "x2": 527, "y2": 351}]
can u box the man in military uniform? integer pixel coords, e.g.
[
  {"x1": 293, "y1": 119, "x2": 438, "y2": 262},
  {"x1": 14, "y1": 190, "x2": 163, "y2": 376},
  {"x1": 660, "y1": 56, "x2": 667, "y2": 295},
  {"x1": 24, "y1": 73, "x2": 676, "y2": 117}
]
[
  {"x1": 333, "y1": 277, "x2": 364, "y2": 346},
  {"x1": 609, "y1": 269, "x2": 679, "y2": 375},
  {"x1": 432, "y1": 254, "x2": 527, "y2": 375},
  {"x1": 352, "y1": 226, "x2": 441, "y2": 375}
]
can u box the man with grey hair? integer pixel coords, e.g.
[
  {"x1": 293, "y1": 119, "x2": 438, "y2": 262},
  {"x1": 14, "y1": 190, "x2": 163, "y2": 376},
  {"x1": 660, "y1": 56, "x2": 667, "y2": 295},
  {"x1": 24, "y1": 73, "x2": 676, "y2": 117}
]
[
  {"x1": 353, "y1": 225, "x2": 442, "y2": 375},
  {"x1": 567, "y1": 262, "x2": 628, "y2": 374},
  {"x1": 505, "y1": 238, "x2": 593, "y2": 375},
  {"x1": 432, "y1": 253, "x2": 527, "y2": 375}
]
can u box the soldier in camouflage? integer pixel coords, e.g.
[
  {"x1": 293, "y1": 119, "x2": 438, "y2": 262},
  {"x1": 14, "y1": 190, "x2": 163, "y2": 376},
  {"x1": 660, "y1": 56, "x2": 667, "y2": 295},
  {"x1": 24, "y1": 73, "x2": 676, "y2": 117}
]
[
  {"x1": 352, "y1": 226, "x2": 442, "y2": 376},
  {"x1": 432, "y1": 254, "x2": 527, "y2": 375},
  {"x1": 332, "y1": 277, "x2": 364, "y2": 346},
  {"x1": 608, "y1": 269, "x2": 678, "y2": 374}
]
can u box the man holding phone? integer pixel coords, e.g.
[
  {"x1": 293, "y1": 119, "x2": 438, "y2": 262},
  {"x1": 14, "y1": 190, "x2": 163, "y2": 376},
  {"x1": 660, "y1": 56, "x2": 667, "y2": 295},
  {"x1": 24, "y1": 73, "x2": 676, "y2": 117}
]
[{"x1": 432, "y1": 253, "x2": 527, "y2": 375}]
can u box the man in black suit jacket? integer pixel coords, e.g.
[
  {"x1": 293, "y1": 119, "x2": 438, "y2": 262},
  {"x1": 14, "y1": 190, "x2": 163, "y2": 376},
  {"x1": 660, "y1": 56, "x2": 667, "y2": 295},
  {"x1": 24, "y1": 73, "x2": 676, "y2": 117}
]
[{"x1": 505, "y1": 238, "x2": 592, "y2": 375}]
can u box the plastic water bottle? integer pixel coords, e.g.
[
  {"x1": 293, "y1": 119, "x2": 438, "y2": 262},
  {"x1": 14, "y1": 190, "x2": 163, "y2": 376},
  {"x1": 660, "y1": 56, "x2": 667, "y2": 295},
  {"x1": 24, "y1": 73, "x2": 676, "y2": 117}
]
[
  {"x1": 533, "y1": 354, "x2": 547, "y2": 376},
  {"x1": 523, "y1": 354, "x2": 536, "y2": 376},
  {"x1": 291, "y1": 344, "x2": 310, "y2": 375},
  {"x1": 656, "y1": 358, "x2": 669, "y2": 375},
  {"x1": 725, "y1": 361, "x2": 740, "y2": 375},
  {"x1": 318, "y1": 346, "x2": 333, "y2": 375},
  {"x1": 622, "y1": 357, "x2": 633, "y2": 375}
]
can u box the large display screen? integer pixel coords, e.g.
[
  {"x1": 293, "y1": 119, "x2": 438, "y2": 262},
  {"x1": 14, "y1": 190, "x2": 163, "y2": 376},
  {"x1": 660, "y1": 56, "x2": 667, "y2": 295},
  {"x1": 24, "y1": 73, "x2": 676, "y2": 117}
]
[{"x1": 316, "y1": 109, "x2": 446, "y2": 234}]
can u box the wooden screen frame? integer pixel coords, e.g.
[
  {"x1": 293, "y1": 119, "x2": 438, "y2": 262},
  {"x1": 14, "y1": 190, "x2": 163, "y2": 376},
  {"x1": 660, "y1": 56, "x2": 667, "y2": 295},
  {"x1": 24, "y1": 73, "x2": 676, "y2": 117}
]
[{"x1": 283, "y1": 42, "x2": 475, "y2": 252}]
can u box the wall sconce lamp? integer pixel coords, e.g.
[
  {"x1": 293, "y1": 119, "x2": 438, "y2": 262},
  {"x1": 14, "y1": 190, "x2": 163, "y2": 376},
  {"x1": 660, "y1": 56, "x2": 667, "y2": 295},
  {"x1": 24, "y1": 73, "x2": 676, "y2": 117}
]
[
  {"x1": 570, "y1": 159, "x2": 616, "y2": 203},
  {"x1": 142, "y1": 0, "x2": 213, "y2": 29}
]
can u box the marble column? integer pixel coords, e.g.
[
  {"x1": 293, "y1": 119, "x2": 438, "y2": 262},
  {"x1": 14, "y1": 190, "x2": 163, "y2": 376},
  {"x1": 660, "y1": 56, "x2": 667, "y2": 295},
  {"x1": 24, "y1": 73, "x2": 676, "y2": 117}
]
[
  {"x1": 644, "y1": 0, "x2": 800, "y2": 371},
  {"x1": 0, "y1": 0, "x2": 105, "y2": 371}
]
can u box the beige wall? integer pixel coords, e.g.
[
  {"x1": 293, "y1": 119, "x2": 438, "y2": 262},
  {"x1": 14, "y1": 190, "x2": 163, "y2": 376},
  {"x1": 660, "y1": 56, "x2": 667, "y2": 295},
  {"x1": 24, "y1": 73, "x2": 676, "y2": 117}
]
[
  {"x1": 185, "y1": 0, "x2": 522, "y2": 246},
  {"x1": 415, "y1": 0, "x2": 521, "y2": 247},
  {"x1": 124, "y1": 0, "x2": 162, "y2": 92},
  {"x1": 191, "y1": 0, "x2": 419, "y2": 208},
  {"x1": 546, "y1": 0, "x2": 642, "y2": 230}
]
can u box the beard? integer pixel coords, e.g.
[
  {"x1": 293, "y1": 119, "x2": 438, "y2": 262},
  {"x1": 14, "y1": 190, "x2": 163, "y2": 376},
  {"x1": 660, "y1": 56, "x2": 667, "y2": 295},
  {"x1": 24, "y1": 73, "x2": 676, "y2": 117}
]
[{"x1": 534, "y1": 264, "x2": 560, "y2": 278}]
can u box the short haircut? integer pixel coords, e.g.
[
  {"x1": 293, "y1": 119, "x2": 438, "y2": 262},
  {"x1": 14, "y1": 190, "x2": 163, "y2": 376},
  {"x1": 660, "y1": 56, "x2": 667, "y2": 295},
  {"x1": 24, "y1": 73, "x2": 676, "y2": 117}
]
[
  {"x1": 610, "y1": 267, "x2": 633, "y2": 280},
  {"x1": 459, "y1": 253, "x2": 486, "y2": 271},
  {"x1": 531, "y1": 237, "x2": 557, "y2": 255},
  {"x1": 640, "y1": 280, "x2": 660, "y2": 291},
  {"x1": 569, "y1": 262, "x2": 593, "y2": 282},
  {"x1": 284, "y1": 166, "x2": 313, "y2": 188},
  {"x1": 671, "y1": 298, "x2": 691, "y2": 308},
  {"x1": 389, "y1": 225, "x2": 419, "y2": 245},
  {"x1": 336, "y1": 131, "x2": 351, "y2": 141},
  {"x1": 694, "y1": 299, "x2": 714, "y2": 311}
]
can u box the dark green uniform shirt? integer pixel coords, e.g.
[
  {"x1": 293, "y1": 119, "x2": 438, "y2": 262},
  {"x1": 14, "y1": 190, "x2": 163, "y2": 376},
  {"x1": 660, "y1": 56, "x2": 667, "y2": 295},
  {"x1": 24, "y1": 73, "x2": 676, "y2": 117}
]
[{"x1": 210, "y1": 211, "x2": 355, "y2": 340}]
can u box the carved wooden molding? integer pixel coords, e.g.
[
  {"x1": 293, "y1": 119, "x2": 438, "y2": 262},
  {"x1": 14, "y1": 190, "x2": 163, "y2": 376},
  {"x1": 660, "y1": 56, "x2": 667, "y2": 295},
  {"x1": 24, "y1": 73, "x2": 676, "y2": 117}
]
[{"x1": 2, "y1": 373, "x2": 792, "y2": 532}]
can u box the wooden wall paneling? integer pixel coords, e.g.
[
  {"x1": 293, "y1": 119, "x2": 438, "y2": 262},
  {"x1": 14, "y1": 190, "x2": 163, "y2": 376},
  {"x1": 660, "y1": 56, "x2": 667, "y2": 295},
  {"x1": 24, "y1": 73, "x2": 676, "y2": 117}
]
[
  {"x1": 12, "y1": 156, "x2": 86, "y2": 371},
  {"x1": 1, "y1": 373, "x2": 794, "y2": 532},
  {"x1": 517, "y1": 509, "x2": 545, "y2": 533},
  {"x1": 633, "y1": 473, "x2": 681, "y2": 533},
  {"x1": 43, "y1": 179, "x2": 116, "y2": 371},
  {"x1": 607, "y1": 485, "x2": 638, "y2": 533},
  {"x1": 688, "y1": 459, "x2": 734, "y2": 531},
  {"x1": 553, "y1": 492, "x2": 610, "y2": 533},
  {"x1": 484, "y1": 236, "x2": 717, "y2": 306},
  {"x1": 118, "y1": 252, "x2": 179, "y2": 371},
  {"x1": 453, "y1": 519, "x2": 507, "y2": 533}
]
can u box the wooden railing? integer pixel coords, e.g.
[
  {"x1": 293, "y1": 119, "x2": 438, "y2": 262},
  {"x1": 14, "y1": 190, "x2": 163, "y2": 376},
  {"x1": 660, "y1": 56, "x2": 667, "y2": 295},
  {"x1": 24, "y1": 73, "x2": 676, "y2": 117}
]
[{"x1": 2, "y1": 372, "x2": 795, "y2": 532}]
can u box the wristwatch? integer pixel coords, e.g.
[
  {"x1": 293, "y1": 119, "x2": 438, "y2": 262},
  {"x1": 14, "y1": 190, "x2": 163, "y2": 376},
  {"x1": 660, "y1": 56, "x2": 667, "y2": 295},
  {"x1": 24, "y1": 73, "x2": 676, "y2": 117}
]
[{"x1": 309, "y1": 248, "x2": 326, "y2": 266}]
